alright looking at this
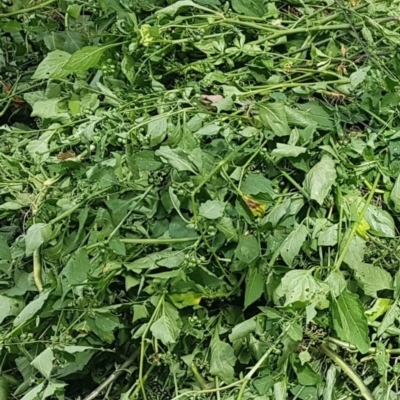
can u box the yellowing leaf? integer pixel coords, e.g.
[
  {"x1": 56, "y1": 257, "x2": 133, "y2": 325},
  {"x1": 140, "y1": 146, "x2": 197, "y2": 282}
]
[
  {"x1": 356, "y1": 217, "x2": 370, "y2": 239},
  {"x1": 365, "y1": 298, "x2": 392, "y2": 322},
  {"x1": 242, "y1": 195, "x2": 266, "y2": 217},
  {"x1": 170, "y1": 292, "x2": 203, "y2": 307}
]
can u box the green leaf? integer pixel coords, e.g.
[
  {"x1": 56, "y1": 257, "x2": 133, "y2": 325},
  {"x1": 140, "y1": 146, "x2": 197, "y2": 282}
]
[
  {"x1": 20, "y1": 382, "x2": 45, "y2": 400},
  {"x1": 199, "y1": 200, "x2": 225, "y2": 220},
  {"x1": 229, "y1": 318, "x2": 257, "y2": 341},
  {"x1": 148, "y1": 116, "x2": 168, "y2": 147},
  {"x1": 303, "y1": 155, "x2": 336, "y2": 205},
  {"x1": 364, "y1": 204, "x2": 395, "y2": 238},
  {"x1": 377, "y1": 300, "x2": 400, "y2": 336},
  {"x1": 121, "y1": 54, "x2": 135, "y2": 84},
  {"x1": 0, "y1": 237, "x2": 11, "y2": 261},
  {"x1": 25, "y1": 223, "x2": 52, "y2": 256},
  {"x1": 155, "y1": 0, "x2": 215, "y2": 16},
  {"x1": 155, "y1": 146, "x2": 196, "y2": 172},
  {"x1": 280, "y1": 224, "x2": 308, "y2": 267},
  {"x1": 351, "y1": 263, "x2": 393, "y2": 297},
  {"x1": 279, "y1": 270, "x2": 319, "y2": 305},
  {"x1": 332, "y1": 290, "x2": 370, "y2": 353},
  {"x1": 231, "y1": 0, "x2": 265, "y2": 17},
  {"x1": 350, "y1": 67, "x2": 370, "y2": 88},
  {"x1": 209, "y1": 334, "x2": 236, "y2": 383},
  {"x1": 26, "y1": 139, "x2": 49, "y2": 162},
  {"x1": 215, "y1": 217, "x2": 238, "y2": 241},
  {"x1": 195, "y1": 123, "x2": 221, "y2": 136},
  {"x1": 271, "y1": 143, "x2": 307, "y2": 158},
  {"x1": 241, "y1": 174, "x2": 275, "y2": 197},
  {"x1": 64, "y1": 46, "x2": 105, "y2": 71},
  {"x1": 259, "y1": 103, "x2": 290, "y2": 137},
  {"x1": 245, "y1": 266, "x2": 264, "y2": 308},
  {"x1": 325, "y1": 270, "x2": 346, "y2": 298},
  {"x1": 150, "y1": 303, "x2": 182, "y2": 345},
  {"x1": 31, "y1": 348, "x2": 54, "y2": 379},
  {"x1": 13, "y1": 290, "x2": 51, "y2": 326},
  {"x1": 62, "y1": 248, "x2": 90, "y2": 285},
  {"x1": 31, "y1": 50, "x2": 71, "y2": 80},
  {"x1": 235, "y1": 235, "x2": 260, "y2": 263},
  {"x1": 0, "y1": 295, "x2": 24, "y2": 323},
  {"x1": 390, "y1": 174, "x2": 400, "y2": 212}
]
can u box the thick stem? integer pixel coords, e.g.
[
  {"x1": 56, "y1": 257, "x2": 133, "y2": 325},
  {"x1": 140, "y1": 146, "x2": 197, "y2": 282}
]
[
  {"x1": 320, "y1": 344, "x2": 374, "y2": 400},
  {"x1": 83, "y1": 349, "x2": 140, "y2": 400},
  {"x1": 33, "y1": 249, "x2": 43, "y2": 292}
]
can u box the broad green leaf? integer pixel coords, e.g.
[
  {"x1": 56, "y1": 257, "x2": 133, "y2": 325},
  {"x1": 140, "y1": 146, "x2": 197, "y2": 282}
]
[
  {"x1": 274, "y1": 381, "x2": 287, "y2": 400},
  {"x1": 259, "y1": 103, "x2": 290, "y2": 137},
  {"x1": 272, "y1": 143, "x2": 307, "y2": 158},
  {"x1": 0, "y1": 237, "x2": 11, "y2": 261},
  {"x1": 318, "y1": 224, "x2": 338, "y2": 246},
  {"x1": 209, "y1": 335, "x2": 236, "y2": 383},
  {"x1": 148, "y1": 116, "x2": 168, "y2": 147},
  {"x1": 297, "y1": 101, "x2": 334, "y2": 130},
  {"x1": 279, "y1": 270, "x2": 319, "y2": 305},
  {"x1": 280, "y1": 224, "x2": 308, "y2": 267},
  {"x1": 121, "y1": 54, "x2": 135, "y2": 84},
  {"x1": 351, "y1": 263, "x2": 393, "y2": 297},
  {"x1": 64, "y1": 46, "x2": 105, "y2": 71},
  {"x1": 195, "y1": 123, "x2": 221, "y2": 136},
  {"x1": 350, "y1": 67, "x2": 370, "y2": 88},
  {"x1": 235, "y1": 235, "x2": 260, "y2": 263},
  {"x1": 133, "y1": 304, "x2": 149, "y2": 322},
  {"x1": 332, "y1": 290, "x2": 370, "y2": 353},
  {"x1": 0, "y1": 295, "x2": 24, "y2": 323},
  {"x1": 325, "y1": 270, "x2": 346, "y2": 298},
  {"x1": 241, "y1": 173, "x2": 275, "y2": 197},
  {"x1": 125, "y1": 250, "x2": 185, "y2": 270},
  {"x1": 364, "y1": 204, "x2": 395, "y2": 238},
  {"x1": 168, "y1": 187, "x2": 188, "y2": 223},
  {"x1": 390, "y1": 174, "x2": 400, "y2": 212},
  {"x1": 199, "y1": 200, "x2": 225, "y2": 220},
  {"x1": 343, "y1": 235, "x2": 366, "y2": 266},
  {"x1": 31, "y1": 348, "x2": 54, "y2": 379},
  {"x1": 150, "y1": 303, "x2": 182, "y2": 345},
  {"x1": 215, "y1": 217, "x2": 238, "y2": 241},
  {"x1": 32, "y1": 50, "x2": 71, "y2": 80},
  {"x1": 20, "y1": 382, "x2": 45, "y2": 400},
  {"x1": 229, "y1": 318, "x2": 257, "y2": 341},
  {"x1": 303, "y1": 155, "x2": 336, "y2": 205},
  {"x1": 62, "y1": 248, "x2": 90, "y2": 285},
  {"x1": 13, "y1": 290, "x2": 51, "y2": 326},
  {"x1": 231, "y1": 0, "x2": 266, "y2": 17},
  {"x1": 155, "y1": 0, "x2": 216, "y2": 16},
  {"x1": 25, "y1": 223, "x2": 52, "y2": 256},
  {"x1": 377, "y1": 300, "x2": 400, "y2": 337},
  {"x1": 26, "y1": 139, "x2": 49, "y2": 162},
  {"x1": 155, "y1": 146, "x2": 196, "y2": 172},
  {"x1": 285, "y1": 105, "x2": 318, "y2": 128},
  {"x1": 245, "y1": 267, "x2": 264, "y2": 308}
]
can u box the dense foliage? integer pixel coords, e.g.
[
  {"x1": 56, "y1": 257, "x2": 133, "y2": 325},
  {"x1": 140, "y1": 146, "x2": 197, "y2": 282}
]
[{"x1": 1, "y1": 0, "x2": 400, "y2": 399}]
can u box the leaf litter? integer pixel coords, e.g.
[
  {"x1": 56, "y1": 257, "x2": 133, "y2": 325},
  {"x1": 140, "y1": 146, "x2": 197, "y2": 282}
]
[{"x1": 1, "y1": 1, "x2": 400, "y2": 399}]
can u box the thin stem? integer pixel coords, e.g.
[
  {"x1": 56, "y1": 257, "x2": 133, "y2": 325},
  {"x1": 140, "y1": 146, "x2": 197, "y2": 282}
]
[
  {"x1": 138, "y1": 295, "x2": 165, "y2": 400},
  {"x1": 83, "y1": 349, "x2": 140, "y2": 400},
  {"x1": 0, "y1": 0, "x2": 57, "y2": 17},
  {"x1": 335, "y1": 173, "x2": 380, "y2": 270},
  {"x1": 320, "y1": 343, "x2": 374, "y2": 400}
]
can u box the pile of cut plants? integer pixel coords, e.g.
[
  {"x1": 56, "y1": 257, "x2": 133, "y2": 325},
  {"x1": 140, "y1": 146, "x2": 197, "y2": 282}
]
[{"x1": 1, "y1": 0, "x2": 400, "y2": 399}]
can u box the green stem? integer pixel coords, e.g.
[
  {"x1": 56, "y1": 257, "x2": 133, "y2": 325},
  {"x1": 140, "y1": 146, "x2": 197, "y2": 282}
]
[
  {"x1": 335, "y1": 173, "x2": 380, "y2": 270},
  {"x1": 33, "y1": 249, "x2": 43, "y2": 292},
  {"x1": 138, "y1": 295, "x2": 165, "y2": 400},
  {"x1": 320, "y1": 344, "x2": 374, "y2": 400},
  {"x1": 0, "y1": 0, "x2": 57, "y2": 17}
]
